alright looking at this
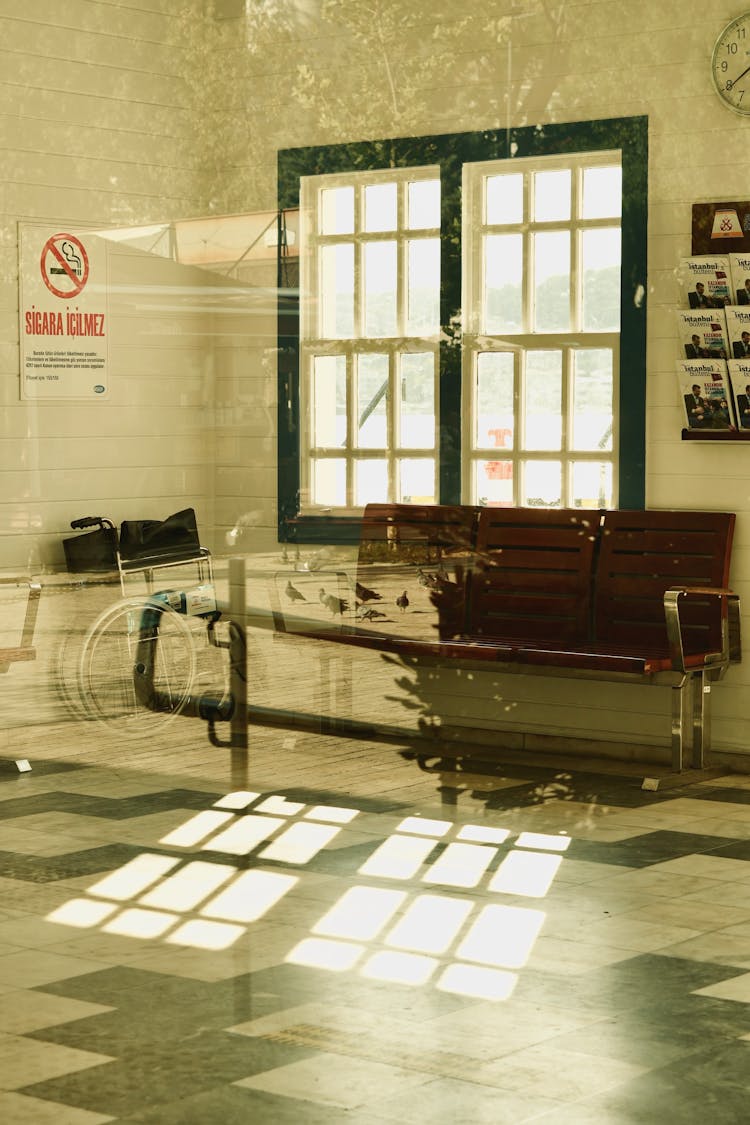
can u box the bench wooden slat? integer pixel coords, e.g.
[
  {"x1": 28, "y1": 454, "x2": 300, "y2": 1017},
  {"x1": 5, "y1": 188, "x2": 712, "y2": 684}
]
[
  {"x1": 604, "y1": 528, "x2": 733, "y2": 553},
  {"x1": 470, "y1": 508, "x2": 599, "y2": 644},
  {"x1": 480, "y1": 549, "x2": 595, "y2": 573},
  {"x1": 477, "y1": 569, "x2": 588, "y2": 593},
  {"x1": 596, "y1": 510, "x2": 735, "y2": 654}
]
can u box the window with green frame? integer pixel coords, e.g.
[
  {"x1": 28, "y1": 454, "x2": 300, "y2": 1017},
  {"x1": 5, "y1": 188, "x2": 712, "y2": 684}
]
[{"x1": 277, "y1": 117, "x2": 647, "y2": 543}]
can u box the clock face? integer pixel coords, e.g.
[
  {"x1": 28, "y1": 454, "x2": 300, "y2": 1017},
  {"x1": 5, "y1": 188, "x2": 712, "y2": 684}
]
[{"x1": 712, "y1": 14, "x2": 750, "y2": 113}]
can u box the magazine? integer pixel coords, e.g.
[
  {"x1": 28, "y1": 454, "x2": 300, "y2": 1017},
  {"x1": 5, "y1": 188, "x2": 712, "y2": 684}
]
[
  {"x1": 677, "y1": 360, "x2": 735, "y2": 430},
  {"x1": 728, "y1": 360, "x2": 750, "y2": 429},
  {"x1": 729, "y1": 253, "x2": 750, "y2": 305},
  {"x1": 677, "y1": 256, "x2": 732, "y2": 308},
  {"x1": 676, "y1": 309, "x2": 728, "y2": 360},
  {"x1": 725, "y1": 306, "x2": 750, "y2": 358}
]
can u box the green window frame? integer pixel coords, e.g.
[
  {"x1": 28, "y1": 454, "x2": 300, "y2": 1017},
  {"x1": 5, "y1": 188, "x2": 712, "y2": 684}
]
[{"x1": 277, "y1": 116, "x2": 647, "y2": 544}]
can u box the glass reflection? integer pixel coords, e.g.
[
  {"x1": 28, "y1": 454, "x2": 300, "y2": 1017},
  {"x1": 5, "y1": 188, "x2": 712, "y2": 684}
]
[
  {"x1": 582, "y1": 166, "x2": 622, "y2": 219},
  {"x1": 364, "y1": 241, "x2": 397, "y2": 336},
  {"x1": 534, "y1": 168, "x2": 571, "y2": 221},
  {"x1": 533, "y1": 231, "x2": 570, "y2": 332},
  {"x1": 408, "y1": 179, "x2": 440, "y2": 229},
  {"x1": 320, "y1": 243, "x2": 354, "y2": 337},
  {"x1": 364, "y1": 182, "x2": 397, "y2": 232},
  {"x1": 486, "y1": 173, "x2": 523, "y2": 225},
  {"x1": 399, "y1": 352, "x2": 435, "y2": 449},
  {"x1": 484, "y1": 233, "x2": 522, "y2": 333},
  {"x1": 321, "y1": 186, "x2": 354, "y2": 234}
]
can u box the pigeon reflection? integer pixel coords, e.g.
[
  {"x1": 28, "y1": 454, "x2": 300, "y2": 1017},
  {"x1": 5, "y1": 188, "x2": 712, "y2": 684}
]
[{"x1": 319, "y1": 588, "x2": 349, "y2": 616}]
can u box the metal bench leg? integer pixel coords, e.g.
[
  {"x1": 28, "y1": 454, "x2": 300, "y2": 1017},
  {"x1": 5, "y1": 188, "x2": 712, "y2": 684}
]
[
  {"x1": 691, "y1": 670, "x2": 710, "y2": 770},
  {"x1": 228, "y1": 557, "x2": 248, "y2": 763},
  {"x1": 670, "y1": 676, "x2": 692, "y2": 772}
]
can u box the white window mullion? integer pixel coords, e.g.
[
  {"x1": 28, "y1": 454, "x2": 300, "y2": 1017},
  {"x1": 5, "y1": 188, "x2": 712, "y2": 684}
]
[
  {"x1": 393, "y1": 348, "x2": 402, "y2": 501},
  {"x1": 522, "y1": 173, "x2": 532, "y2": 336},
  {"x1": 397, "y1": 184, "x2": 407, "y2": 336},
  {"x1": 561, "y1": 345, "x2": 571, "y2": 460},
  {"x1": 346, "y1": 352, "x2": 355, "y2": 507}
]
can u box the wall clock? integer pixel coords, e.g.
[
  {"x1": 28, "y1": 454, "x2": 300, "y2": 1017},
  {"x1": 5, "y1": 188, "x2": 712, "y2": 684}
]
[{"x1": 712, "y1": 12, "x2": 750, "y2": 114}]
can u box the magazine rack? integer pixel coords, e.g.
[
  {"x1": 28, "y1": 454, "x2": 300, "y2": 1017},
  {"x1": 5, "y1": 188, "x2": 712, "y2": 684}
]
[{"x1": 682, "y1": 430, "x2": 750, "y2": 441}]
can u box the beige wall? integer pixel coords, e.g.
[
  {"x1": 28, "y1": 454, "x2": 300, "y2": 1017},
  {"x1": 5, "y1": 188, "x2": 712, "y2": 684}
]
[
  {"x1": 1, "y1": 2, "x2": 209, "y2": 570},
  {"x1": 4, "y1": 1, "x2": 750, "y2": 759}
]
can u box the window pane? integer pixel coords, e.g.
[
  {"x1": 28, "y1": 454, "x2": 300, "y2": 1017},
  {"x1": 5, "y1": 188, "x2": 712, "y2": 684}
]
[
  {"x1": 321, "y1": 186, "x2": 354, "y2": 234},
  {"x1": 364, "y1": 241, "x2": 397, "y2": 336},
  {"x1": 355, "y1": 460, "x2": 388, "y2": 505},
  {"x1": 572, "y1": 349, "x2": 613, "y2": 451},
  {"x1": 398, "y1": 458, "x2": 435, "y2": 503},
  {"x1": 572, "y1": 461, "x2": 613, "y2": 508},
  {"x1": 475, "y1": 460, "x2": 513, "y2": 507},
  {"x1": 582, "y1": 227, "x2": 621, "y2": 331},
  {"x1": 357, "y1": 353, "x2": 389, "y2": 448},
  {"x1": 524, "y1": 351, "x2": 562, "y2": 450},
  {"x1": 533, "y1": 169, "x2": 571, "y2": 221},
  {"x1": 533, "y1": 231, "x2": 570, "y2": 332},
  {"x1": 486, "y1": 174, "x2": 523, "y2": 225},
  {"x1": 407, "y1": 239, "x2": 440, "y2": 334},
  {"x1": 522, "y1": 461, "x2": 561, "y2": 507},
  {"x1": 475, "y1": 352, "x2": 514, "y2": 449},
  {"x1": 313, "y1": 355, "x2": 346, "y2": 446},
  {"x1": 399, "y1": 352, "x2": 435, "y2": 449},
  {"x1": 320, "y1": 243, "x2": 354, "y2": 337},
  {"x1": 313, "y1": 459, "x2": 346, "y2": 506},
  {"x1": 408, "y1": 180, "x2": 440, "y2": 229},
  {"x1": 364, "y1": 183, "x2": 397, "y2": 232},
  {"x1": 484, "y1": 233, "x2": 522, "y2": 333},
  {"x1": 582, "y1": 166, "x2": 622, "y2": 219}
]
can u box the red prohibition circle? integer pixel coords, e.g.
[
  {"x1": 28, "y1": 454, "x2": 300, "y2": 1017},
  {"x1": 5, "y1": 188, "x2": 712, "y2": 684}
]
[{"x1": 40, "y1": 233, "x2": 90, "y2": 299}]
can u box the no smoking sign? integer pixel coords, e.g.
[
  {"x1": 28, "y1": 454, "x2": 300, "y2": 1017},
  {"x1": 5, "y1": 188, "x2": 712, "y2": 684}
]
[{"x1": 40, "y1": 232, "x2": 90, "y2": 299}]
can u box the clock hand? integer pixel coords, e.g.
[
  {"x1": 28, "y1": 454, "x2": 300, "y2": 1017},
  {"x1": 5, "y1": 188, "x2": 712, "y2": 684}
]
[{"x1": 727, "y1": 64, "x2": 750, "y2": 89}]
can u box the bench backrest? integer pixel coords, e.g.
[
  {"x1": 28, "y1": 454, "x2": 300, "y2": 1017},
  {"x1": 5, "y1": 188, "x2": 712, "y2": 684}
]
[
  {"x1": 469, "y1": 508, "x2": 602, "y2": 643},
  {"x1": 595, "y1": 509, "x2": 735, "y2": 655},
  {"x1": 357, "y1": 504, "x2": 479, "y2": 639},
  {"x1": 357, "y1": 504, "x2": 736, "y2": 654}
]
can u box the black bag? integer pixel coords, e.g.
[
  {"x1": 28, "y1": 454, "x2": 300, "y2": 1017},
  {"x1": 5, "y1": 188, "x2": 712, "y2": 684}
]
[
  {"x1": 118, "y1": 508, "x2": 202, "y2": 563},
  {"x1": 63, "y1": 518, "x2": 119, "y2": 573}
]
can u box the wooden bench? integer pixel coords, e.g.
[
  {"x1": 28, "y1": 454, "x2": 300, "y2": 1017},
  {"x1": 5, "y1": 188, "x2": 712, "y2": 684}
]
[{"x1": 270, "y1": 504, "x2": 741, "y2": 772}]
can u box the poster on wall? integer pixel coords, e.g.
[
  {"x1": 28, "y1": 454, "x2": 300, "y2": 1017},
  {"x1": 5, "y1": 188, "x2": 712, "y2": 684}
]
[
  {"x1": 18, "y1": 224, "x2": 109, "y2": 399},
  {"x1": 692, "y1": 202, "x2": 750, "y2": 256}
]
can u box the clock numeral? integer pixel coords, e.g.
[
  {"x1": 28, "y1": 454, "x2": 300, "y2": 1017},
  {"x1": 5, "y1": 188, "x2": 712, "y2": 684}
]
[
  {"x1": 721, "y1": 60, "x2": 728, "y2": 72},
  {"x1": 726, "y1": 41, "x2": 739, "y2": 54}
]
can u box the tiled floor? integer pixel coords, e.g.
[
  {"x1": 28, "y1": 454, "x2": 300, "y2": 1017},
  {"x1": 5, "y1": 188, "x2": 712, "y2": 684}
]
[{"x1": 2, "y1": 719, "x2": 750, "y2": 1122}]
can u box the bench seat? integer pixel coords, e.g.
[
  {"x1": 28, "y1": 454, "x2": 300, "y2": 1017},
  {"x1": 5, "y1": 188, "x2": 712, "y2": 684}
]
[{"x1": 271, "y1": 504, "x2": 740, "y2": 771}]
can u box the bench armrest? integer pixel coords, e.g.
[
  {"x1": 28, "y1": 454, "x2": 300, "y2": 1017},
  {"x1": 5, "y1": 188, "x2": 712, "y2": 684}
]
[{"x1": 664, "y1": 586, "x2": 741, "y2": 673}]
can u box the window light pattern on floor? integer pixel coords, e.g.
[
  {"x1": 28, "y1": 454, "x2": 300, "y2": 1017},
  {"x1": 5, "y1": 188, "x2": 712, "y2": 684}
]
[{"x1": 46, "y1": 791, "x2": 569, "y2": 1001}]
